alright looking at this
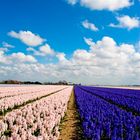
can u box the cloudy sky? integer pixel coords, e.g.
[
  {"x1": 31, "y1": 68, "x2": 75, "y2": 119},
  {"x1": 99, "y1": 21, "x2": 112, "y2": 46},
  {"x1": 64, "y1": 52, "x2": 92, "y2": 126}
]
[{"x1": 0, "y1": 0, "x2": 140, "y2": 85}]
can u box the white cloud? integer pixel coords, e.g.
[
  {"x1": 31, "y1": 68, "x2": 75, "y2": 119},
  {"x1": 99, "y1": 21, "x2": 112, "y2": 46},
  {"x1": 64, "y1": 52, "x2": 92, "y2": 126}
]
[
  {"x1": 132, "y1": 53, "x2": 140, "y2": 62},
  {"x1": 27, "y1": 45, "x2": 68, "y2": 63},
  {"x1": 26, "y1": 47, "x2": 36, "y2": 52},
  {"x1": 27, "y1": 44, "x2": 55, "y2": 56},
  {"x1": 2, "y1": 42, "x2": 15, "y2": 48},
  {"x1": 39, "y1": 44, "x2": 55, "y2": 56},
  {"x1": 109, "y1": 15, "x2": 140, "y2": 30},
  {"x1": 56, "y1": 53, "x2": 68, "y2": 62},
  {"x1": 0, "y1": 50, "x2": 37, "y2": 64},
  {"x1": 0, "y1": 36, "x2": 140, "y2": 85},
  {"x1": 84, "y1": 37, "x2": 95, "y2": 46},
  {"x1": 73, "y1": 49, "x2": 92, "y2": 61},
  {"x1": 11, "y1": 52, "x2": 37, "y2": 63},
  {"x1": 67, "y1": 0, "x2": 132, "y2": 11},
  {"x1": 0, "y1": 51, "x2": 9, "y2": 64},
  {"x1": 82, "y1": 20, "x2": 98, "y2": 31},
  {"x1": 0, "y1": 47, "x2": 8, "y2": 52},
  {"x1": 27, "y1": 45, "x2": 68, "y2": 64},
  {"x1": 0, "y1": 42, "x2": 15, "y2": 53},
  {"x1": 26, "y1": 47, "x2": 43, "y2": 56},
  {"x1": 67, "y1": 0, "x2": 77, "y2": 5},
  {"x1": 8, "y1": 30, "x2": 45, "y2": 46},
  {"x1": 69, "y1": 36, "x2": 140, "y2": 84},
  {"x1": 119, "y1": 44, "x2": 135, "y2": 54}
]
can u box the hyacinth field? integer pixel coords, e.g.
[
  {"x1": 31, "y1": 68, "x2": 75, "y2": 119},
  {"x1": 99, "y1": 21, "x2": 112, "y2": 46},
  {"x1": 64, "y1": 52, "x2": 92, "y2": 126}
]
[
  {"x1": 75, "y1": 85, "x2": 140, "y2": 140},
  {"x1": 0, "y1": 85, "x2": 140, "y2": 140},
  {"x1": 0, "y1": 85, "x2": 72, "y2": 140}
]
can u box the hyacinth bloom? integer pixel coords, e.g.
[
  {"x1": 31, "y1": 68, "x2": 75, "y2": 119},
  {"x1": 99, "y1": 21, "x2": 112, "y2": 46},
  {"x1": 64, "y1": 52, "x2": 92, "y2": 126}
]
[
  {"x1": 0, "y1": 85, "x2": 67, "y2": 99},
  {"x1": 0, "y1": 86, "x2": 72, "y2": 139},
  {"x1": 0, "y1": 85, "x2": 68, "y2": 114},
  {"x1": 74, "y1": 85, "x2": 140, "y2": 139},
  {"x1": 81, "y1": 86, "x2": 140, "y2": 114}
]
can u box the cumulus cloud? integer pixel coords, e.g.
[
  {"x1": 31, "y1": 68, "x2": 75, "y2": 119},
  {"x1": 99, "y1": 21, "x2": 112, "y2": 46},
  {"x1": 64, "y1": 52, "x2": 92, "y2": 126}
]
[
  {"x1": 82, "y1": 20, "x2": 98, "y2": 31},
  {"x1": 27, "y1": 44, "x2": 68, "y2": 63},
  {"x1": 67, "y1": 0, "x2": 132, "y2": 11},
  {"x1": 27, "y1": 45, "x2": 69, "y2": 64},
  {"x1": 84, "y1": 37, "x2": 95, "y2": 46},
  {"x1": 0, "y1": 36, "x2": 140, "y2": 85},
  {"x1": 0, "y1": 51, "x2": 37, "y2": 64},
  {"x1": 109, "y1": 15, "x2": 140, "y2": 30},
  {"x1": 56, "y1": 53, "x2": 68, "y2": 63},
  {"x1": 11, "y1": 52, "x2": 37, "y2": 63},
  {"x1": 27, "y1": 43, "x2": 55, "y2": 56},
  {"x1": 82, "y1": 36, "x2": 140, "y2": 68},
  {"x1": 39, "y1": 44, "x2": 55, "y2": 56},
  {"x1": 73, "y1": 49, "x2": 92, "y2": 61},
  {"x1": 0, "y1": 51, "x2": 9, "y2": 64},
  {"x1": 8, "y1": 30, "x2": 45, "y2": 46},
  {"x1": 66, "y1": 36, "x2": 140, "y2": 84},
  {"x1": 2, "y1": 42, "x2": 15, "y2": 48},
  {"x1": 0, "y1": 42, "x2": 15, "y2": 52}
]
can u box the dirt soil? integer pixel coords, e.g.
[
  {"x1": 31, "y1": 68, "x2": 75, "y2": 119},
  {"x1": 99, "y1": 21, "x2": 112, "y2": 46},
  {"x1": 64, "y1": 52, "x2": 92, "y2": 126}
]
[{"x1": 58, "y1": 90, "x2": 84, "y2": 140}]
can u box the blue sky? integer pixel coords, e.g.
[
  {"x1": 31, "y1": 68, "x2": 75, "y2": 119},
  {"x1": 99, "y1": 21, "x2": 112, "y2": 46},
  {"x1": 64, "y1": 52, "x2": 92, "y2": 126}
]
[{"x1": 0, "y1": 0, "x2": 140, "y2": 85}]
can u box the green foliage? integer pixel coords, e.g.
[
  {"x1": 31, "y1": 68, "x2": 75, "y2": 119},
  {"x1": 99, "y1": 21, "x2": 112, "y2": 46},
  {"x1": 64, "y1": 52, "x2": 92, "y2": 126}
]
[
  {"x1": 4, "y1": 130, "x2": 12, "y2": 137},
  {"x1": 33, "y1": 129, "x2": 40, "y2": 136}
]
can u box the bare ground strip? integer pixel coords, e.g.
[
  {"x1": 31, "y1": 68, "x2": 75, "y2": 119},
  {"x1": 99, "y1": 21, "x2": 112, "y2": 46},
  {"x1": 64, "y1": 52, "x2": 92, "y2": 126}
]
[{"x1": 58, "y1": 89, "x2": 84, "y2": 140}]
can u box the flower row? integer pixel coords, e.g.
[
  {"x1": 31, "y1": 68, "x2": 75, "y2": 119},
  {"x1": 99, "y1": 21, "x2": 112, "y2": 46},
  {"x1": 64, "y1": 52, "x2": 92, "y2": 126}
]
[
  {"x1": 0, "y1": 85, "x2": 66, "y2": 99},
  {"x1": 75, "y1": 85, "x2": 140, "y2": 140},
  {"x1": 80, "y1": 86, "x2": 140, "y2": 114},
  {"x1": 0, "y1": 86, "x2": 67, "y2": 115},
  {"x1": 0, "y1": 86, "x2": 72, "y2": 140}
]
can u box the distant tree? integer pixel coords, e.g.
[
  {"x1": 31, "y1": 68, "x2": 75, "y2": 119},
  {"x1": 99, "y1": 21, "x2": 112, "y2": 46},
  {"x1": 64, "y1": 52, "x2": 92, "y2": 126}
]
[{"x1": 3, "y1": 80, "x2": 21, "y2": 84}]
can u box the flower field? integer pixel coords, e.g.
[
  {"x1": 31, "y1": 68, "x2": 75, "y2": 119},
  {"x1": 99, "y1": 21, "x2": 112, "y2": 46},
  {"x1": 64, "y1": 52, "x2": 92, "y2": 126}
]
[
  {"x1": 0, "y1": 85, "x2": 140, "y2": 140},
  {"x1": 74, "y1": 85, "x2": 140, "y2": 140},
  {"x1": 0, "y1": 85, "x2": 67, "y2": 115},
  {"x1": 0, "y1": 85, "x2": 72, "y2": 140}
]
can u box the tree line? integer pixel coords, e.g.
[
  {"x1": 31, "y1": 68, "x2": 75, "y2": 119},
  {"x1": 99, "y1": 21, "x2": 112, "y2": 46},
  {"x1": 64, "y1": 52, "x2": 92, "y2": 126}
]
[{"x1": 0, "y1": 80, "x2": 75, "y2": 85}]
